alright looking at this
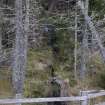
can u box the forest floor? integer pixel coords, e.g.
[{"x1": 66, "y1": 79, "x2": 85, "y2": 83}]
[{"x1": 0, "y1": 49, "x2": 104, "y2": 98}]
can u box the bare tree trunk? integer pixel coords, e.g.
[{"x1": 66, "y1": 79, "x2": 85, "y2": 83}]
[
  {"x1": 0, "y1": 11, "x2": 3, "y2": 62},
  {"x1": 13, "y1": 0, "x2": 28, "y2": 100},
  {"x1": 0, "y1": 24, "x2": 2, "y2": 55},
  {"x1": 80, "y1": 0, "x2": 89, "y2": 79},
  {"x1": 74, "y1": 4, "x2": 78, "y2": 80},
  {"x1": 78, "y1": 0, "x2": 105, "y2": 63}
]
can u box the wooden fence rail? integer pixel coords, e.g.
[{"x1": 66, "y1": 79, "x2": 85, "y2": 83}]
[
  {"x1": 0, "y1": 96, "x2": 86, "y2": 104},
  {"x1": 0, "y1": 91, "x2": 105, "y2": 105},
  {"x1": 95, "y1": 102, "x2": 105, "y2": 105}
]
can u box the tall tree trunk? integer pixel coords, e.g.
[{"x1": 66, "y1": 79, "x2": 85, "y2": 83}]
[
  {"x1": 74, "y1": 3, "x2": 78, "y2": 80},
  {"x1": 80, "y1": 0, "x2": 89, "y2": 79},
  {"x1": 0, "y1": 28, "x2": 2, "y2": 58},
  {"x1": 78, "y1": 0, "x2": 105, "y2": 63},
  {"x1": 0, "y1": 11, "x2": 3, "y2": 62},
  {"x1": 12, "y1": 0, "x2": 28, "y2": 100}
]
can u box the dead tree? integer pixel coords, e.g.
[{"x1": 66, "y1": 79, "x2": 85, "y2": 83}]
[
  {"x1": 78, "y1": 0, "x2": 105, "y2": 63},
  {"x1": 0, "y1": 10, "x2": 3, "y2": 62},
  {"x1": 12, "y1": 0, "x2": 28, "y2": 100},
  {"x1": 0, "y1": 12, "x2": 2, "y2": 55},
  {"x1": 80, "y1": 0, "x2": 89, "y2": 79}
]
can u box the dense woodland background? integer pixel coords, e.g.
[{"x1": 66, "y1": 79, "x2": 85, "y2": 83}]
[{"x1": 0, "y1": 0, "x2": 105, "y2": 102}]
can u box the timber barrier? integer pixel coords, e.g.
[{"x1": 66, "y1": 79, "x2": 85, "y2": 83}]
[{"x1": 0, "y1": 90, "x2": 105, "y2": 105}]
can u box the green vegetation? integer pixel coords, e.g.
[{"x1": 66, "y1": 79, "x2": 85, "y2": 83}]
[
  {"x1": 24, "y1": 49, "x2": 76, "y2": 97},
  {"x1": 0, "y1": 0, "x2": 105, "y2": 100}
]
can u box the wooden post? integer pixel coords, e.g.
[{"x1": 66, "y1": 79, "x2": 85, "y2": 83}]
[
  {"x1": 16, "y1": 94, "x2": 22, "y2": 105},
  {"x1": 80, "y1": 91, "x2": 88, "y2": 105},
  {"x1": 82, "y1": 99, "x2": 88, "y2": 105}
]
